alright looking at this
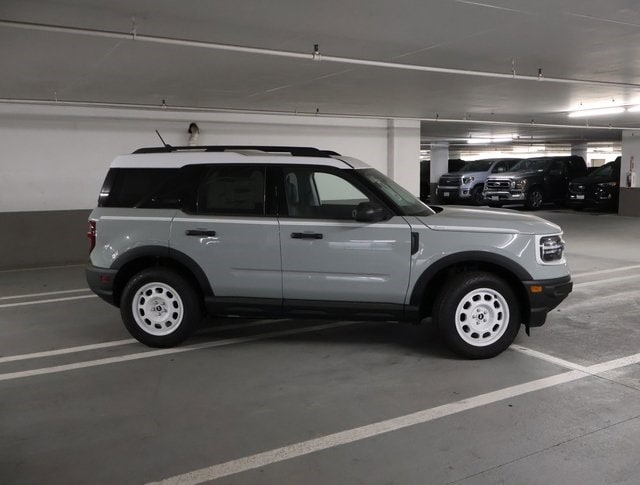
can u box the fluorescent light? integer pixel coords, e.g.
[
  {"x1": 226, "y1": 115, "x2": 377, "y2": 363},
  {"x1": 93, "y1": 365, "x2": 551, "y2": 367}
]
[
  {"x1": 568, "y1": 107, "x2": 625, "y2": 118},
  {"x1": 627, "y1": 105, "x2": 640, "y2": 112},
  {"x1": 466, "y1": 136, "x2": 512, "y2": 144}
]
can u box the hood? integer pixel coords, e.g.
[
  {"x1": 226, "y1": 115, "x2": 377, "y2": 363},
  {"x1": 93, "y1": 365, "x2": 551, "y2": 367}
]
[
  {"x1": 441, "y1": 171, "x2": 485, "y2": 178},
  {"x1": 418, "y1": 206, "x2": 561, "y2": 235},
  {"x1": 570, "y1": 174, "x2": 617, "y2": 185},
  {"x1": 489, "y1": 170, "x2": 542, "y2": 179}
]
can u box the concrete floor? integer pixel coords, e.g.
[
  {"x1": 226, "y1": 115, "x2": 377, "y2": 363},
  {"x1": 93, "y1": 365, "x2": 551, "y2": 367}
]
[{"x1": 1, "y1": 209, "x2": 639, "y2": 485}]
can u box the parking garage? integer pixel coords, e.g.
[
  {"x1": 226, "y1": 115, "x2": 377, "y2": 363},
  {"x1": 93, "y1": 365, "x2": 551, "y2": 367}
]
[{"x1": 1, "y1": 2, "x2": 640, "y2": 484}]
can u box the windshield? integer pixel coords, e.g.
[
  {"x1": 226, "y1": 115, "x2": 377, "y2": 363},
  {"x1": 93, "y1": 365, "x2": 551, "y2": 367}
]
[
  {"x1": 459, "y1": 160, "x2": 493, "y2": 172},
  {"x1": 358, "y1": 168, "x2": 434, "y2": 216},
  {"x1": 589, "y1": 162, "x2": 619, "y2": 178},
  {"x1": 510, "y1": 158, "x2": 550, "y2": 172}
]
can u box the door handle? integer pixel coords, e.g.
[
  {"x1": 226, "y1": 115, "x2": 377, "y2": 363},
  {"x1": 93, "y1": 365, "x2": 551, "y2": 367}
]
[
  {"x1": 186, "y1": 229, "x2": 217, "y2": 237},
  {"x1": 291, "y1": 232, "x2": 323, "y2": 240}
]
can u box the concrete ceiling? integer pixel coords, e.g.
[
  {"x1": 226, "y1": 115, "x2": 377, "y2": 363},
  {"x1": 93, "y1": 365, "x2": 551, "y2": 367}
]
[{"x1": 2, "y1": 0, "x2": 640, "y2": 149}]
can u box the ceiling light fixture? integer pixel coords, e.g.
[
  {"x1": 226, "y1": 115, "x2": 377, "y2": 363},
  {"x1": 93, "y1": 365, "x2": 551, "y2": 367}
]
[
  {"x1": 626, "y1": 105, "x2": 640, "y2": 112},
  {"x1": 568, "y1": 107, "x2": 625, "y2": 118},
  {"x1": 467, "y1": 136, "x2": 512, "y2": 144}
]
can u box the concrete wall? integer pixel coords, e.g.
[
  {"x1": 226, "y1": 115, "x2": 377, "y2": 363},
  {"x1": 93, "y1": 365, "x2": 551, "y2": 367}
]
[{"x1": 0, "y1": 103, "x2": 419, "y2": 269}]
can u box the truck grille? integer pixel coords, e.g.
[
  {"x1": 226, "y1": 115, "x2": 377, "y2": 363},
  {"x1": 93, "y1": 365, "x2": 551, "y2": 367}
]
[
  {"x1": 486, "y1": 179, "x2": 510, "y2": 190},
  {"x1": 438, "y1": 177, "x2": 461, "y2": 187},
  {"x1": 569, "y1": 183, "x2": 585, "y2": 195}
]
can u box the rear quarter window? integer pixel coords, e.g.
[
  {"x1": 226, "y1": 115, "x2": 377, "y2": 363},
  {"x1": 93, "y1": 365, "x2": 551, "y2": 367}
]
[{"x1": 98, "y1": 168, "x2": 182, "y2": 208}]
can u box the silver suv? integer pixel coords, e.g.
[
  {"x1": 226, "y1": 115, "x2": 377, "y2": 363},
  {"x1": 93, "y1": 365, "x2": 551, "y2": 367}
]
[
  {"x1": 437, "y1": 158, "x2": 521, "y2": 205},
  {"x1": 86, "y1": 146, "x2": 572, "y2": 359}
]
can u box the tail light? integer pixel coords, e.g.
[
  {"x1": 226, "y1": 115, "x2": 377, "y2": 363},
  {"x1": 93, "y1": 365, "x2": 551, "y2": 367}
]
[{"x1": 87, "y1": 220, "x2": 97, "y2": 254}]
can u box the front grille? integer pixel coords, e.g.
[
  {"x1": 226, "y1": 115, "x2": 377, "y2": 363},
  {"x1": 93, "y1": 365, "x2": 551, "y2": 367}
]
[
  {"x1": 438, "y1": 177, "x2": 461, "y2": 187},
  {"x1": 569, "y1": 184, "x2": 585, "y2": 195},
  {"x1": 486, "y1": 179, "x2": 510, "y2": 190}
]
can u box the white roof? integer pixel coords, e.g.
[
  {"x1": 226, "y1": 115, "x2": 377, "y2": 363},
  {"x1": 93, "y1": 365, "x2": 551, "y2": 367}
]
[{"x1": 110, "y1": 150, "x2": 372, "y2": 170}]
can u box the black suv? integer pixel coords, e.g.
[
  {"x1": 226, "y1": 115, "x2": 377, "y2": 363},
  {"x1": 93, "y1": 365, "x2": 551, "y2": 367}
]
[
  {"x1": 483, "y1": 156, "x2": 588, "y2": 210},
  {"x1": 567, "y1": 157, "x2": 621, "y2": 211}
]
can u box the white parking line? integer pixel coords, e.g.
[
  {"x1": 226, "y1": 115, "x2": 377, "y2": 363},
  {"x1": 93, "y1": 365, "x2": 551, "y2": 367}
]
[
  {"x1": 148, "y1": 351, "x2": 640, "y2": 485},
  {"x1": 572, "y1": 264, "x2": 640, "y2": 279},
  {"x1": 0, "y1": 294, "x2": 97, "y2": 309},
  {"x1": 0, "y1": 264, "x2": 85, "y2": 273},
  {"x1": 0, "y1": 319, "x2": 290, "y2": 363},
  {"x1": 511, "y1": 345, "x2": 589, "y2": 372},
  {"x1": 0, "y1": 321, "x2": 359, "y2": 382},
  {"x1": 0, "y1": 288, "x2": 90, "y2": 301},
  {"x1": 573, "y1": 273, "x2": 640, "y2": 289}
]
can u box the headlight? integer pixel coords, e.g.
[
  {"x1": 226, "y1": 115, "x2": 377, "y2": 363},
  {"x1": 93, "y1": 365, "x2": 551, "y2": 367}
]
[
  {"x1": 462, "y1": 176, "x2": 474, "y2": 185},
  {"x1": 511, "y1": 179, "x2": 527, "y2": 190},
  {"x1": 537, "y1": 235, "x2": 565, "y2": 264},
  {"x1": 596, "y1": 181, "x2": 618, "y2": 188}
]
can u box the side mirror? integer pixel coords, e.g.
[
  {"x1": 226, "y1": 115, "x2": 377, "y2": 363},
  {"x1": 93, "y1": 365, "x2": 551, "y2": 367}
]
[{"x1": 354, "y1": 202, "x2": 388, "y2": 223}]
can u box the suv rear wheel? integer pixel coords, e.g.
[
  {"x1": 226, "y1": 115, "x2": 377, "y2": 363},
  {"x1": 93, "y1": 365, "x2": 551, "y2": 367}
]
[
  {"x1": 433, "y1": 271, "x2": 520, "y2": 359},
  {"x1": 121, "y1": 268, "x2": 202, "y2": 347}
]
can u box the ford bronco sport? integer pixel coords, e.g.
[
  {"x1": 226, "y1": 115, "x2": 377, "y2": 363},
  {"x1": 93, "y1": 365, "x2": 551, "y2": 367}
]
[{"x1": 87, "y1": 146, "x2": 572, "y2": 359}]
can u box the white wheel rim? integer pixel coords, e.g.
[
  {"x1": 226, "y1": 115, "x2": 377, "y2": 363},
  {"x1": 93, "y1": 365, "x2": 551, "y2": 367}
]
[
  {"x1": 454, "y1": 287, "x2": 510, "y2": 347},
  {"x1": 132, "y1": 282, "x2": 184, "y2": 336}
]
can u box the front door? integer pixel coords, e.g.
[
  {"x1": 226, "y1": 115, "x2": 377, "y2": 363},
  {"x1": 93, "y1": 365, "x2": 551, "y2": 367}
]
[{"x1": 277, "y1": 165, "x2": 412, "y2": 304}]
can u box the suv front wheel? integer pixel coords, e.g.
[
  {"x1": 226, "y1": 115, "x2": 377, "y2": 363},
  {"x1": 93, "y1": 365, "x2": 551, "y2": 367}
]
[
  {"x1": 121, "y1": 268, "x2": 202, "y2": 347},
  {"x1": 525, "y1": 188, "x2": 544, "y2": 210},
  {"x1": 433, "y1": 271, "x2": 520, "y2": 359}
]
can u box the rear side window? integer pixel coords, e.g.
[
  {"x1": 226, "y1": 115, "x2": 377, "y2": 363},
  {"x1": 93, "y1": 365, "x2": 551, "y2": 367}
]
[
  {"x1": 98, "y1": 168, "x2": 182, "y2": 208},
  {"x1": 196, "y1": 165, "x2": 265, "y2": 216}
]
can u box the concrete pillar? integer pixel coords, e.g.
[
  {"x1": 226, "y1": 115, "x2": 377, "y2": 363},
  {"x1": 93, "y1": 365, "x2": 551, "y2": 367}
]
[
  {"x1": 571, "y1": 143, "x2": 588, "y2": 164},
  {"x1": 430, "y1": 142, "x2": 450, "y2": 201},
  {"x1": 387, "y1": 119, "x2": 421, "y2": 196},
  {"x1": 620, "y1": 131, "x2": 640, "y2": 216}
]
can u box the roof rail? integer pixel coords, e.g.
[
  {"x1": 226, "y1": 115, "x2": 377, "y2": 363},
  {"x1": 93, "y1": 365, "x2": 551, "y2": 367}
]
[{"x1": 132, "y1": 145, "x2": 341, "y2": 157}]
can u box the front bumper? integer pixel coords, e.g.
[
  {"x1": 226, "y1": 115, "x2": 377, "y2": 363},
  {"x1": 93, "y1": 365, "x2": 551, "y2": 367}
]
[
  {"x1": 436, "y1": 186, "x2": 471, "y2": 201},
  {"x1": 483, "y1": 190, "x2": 526, "y2": 203},
  {"x1": 523, "y1": 275, "x2": 573, "y2": 327},
  {"x1": 86, "y1": 264, "x2": 118, "y2": 306}
]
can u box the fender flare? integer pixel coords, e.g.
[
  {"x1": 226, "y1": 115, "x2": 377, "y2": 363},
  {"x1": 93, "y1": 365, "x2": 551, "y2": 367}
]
[{"x1": 409, "y1": 251, "x2": 532, "y2": 307}]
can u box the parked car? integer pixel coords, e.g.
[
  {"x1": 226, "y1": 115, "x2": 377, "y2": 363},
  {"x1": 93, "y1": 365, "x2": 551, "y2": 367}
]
[
  {"x1": 567, "y1": 157, "x2": 621, "y2": 211},
  {"x1": 87, "y1": 145, "x2": 572, "y2": 359},
  {"x1": 483, "y1": 156, "x2": 588, "y2": 210},
  {"x1": 420, "y1": 159, "x2": 466, "y2": 203},
  {"x1": 436, "y1": 158, "x2": 521, "y2": 205}
]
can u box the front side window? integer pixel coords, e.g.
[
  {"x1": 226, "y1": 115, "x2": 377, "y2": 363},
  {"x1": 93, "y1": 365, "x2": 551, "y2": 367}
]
[
  {"x1": 283, "y1": 167, "x2": 369, "y2": 219},
  {"x1": 197, "y1": 165, "x2": 265, "y2": 215}
]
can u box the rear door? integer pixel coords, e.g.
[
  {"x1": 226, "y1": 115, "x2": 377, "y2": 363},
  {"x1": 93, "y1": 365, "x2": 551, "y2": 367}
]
[
  {"x1": 170, "y1": 164, "x2": 282, "y2": 299},
  {"x1": 277, "y1": 165, "x2": 413, "y2": 304}
]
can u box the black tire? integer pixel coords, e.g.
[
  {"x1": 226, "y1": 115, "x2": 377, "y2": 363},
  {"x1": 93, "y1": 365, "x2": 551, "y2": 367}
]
[
  {"x1": 525, "y1": 188, "x2": 543, "y2": 210},
  {"x1": 433, "y1": 271, "x2": 521, "y2": 359},
  {"x1": 471, "y1": 185, "x2": 485, "y2": 205},
  {"x1": 120, "y1": 268, "x2": 202, "y2": 347}
]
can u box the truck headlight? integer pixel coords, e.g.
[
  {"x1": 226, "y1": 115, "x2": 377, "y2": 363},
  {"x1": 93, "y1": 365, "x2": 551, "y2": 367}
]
[
  {"x1": 511, "y1": 179, "x2": 527, "y2": 190},
  {"x1": 462, "y1": 176, "x2": 474, "y2": 185},
  {"x1": 537, "y1": 235, "x2": 565, "y2": 264}
]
